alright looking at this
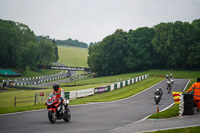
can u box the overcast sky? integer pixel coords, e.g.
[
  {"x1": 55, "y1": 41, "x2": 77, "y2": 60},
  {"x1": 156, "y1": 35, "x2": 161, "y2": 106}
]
[{"x1": 0, "y1": 0, "x2": 200, "y2": 44}]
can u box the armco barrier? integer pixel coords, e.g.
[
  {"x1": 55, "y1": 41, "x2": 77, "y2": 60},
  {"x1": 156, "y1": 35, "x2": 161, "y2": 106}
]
[
  {"x1": 117, "y1": 82, "x2": 120, "y2": 89},
  {"x1": 114, "y1": 84, "x2": 117, "y2": 90},
  {"x1": 95, "y1": 87, "x2": 107, "y2": 94},
  {"x1": 69, "y1": 91, "x2": 77, "y2": 99},
  {"x1": 63, "y1": 74, "x2": 149, "y2": 100},
  {"x1": 76, "y1": 88, "x2": 94, "y2": 98},
  {"x1": 110, "y1": 84, "x2": 115, "y2": 91},
  {"x1": 107, "y1": 85, "x2": 111, "y2": 92},
  {"x1": 64, "y1": 92, "x2": 70, "y2": 99}
]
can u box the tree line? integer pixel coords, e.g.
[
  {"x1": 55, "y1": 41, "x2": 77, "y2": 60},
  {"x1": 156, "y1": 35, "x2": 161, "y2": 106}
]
[
  {"x1": 56, "y1": 38, "x2": 88, "y2": 48},
  {"x1": 37, "y1": 36, "x2": 88, "y2": 48},
  {"x1": 0, "y1": 19, "x2": 59, "y2": 72},
  {"x1": 88, "y1": 19, "x2": 200, "y2": 76}
]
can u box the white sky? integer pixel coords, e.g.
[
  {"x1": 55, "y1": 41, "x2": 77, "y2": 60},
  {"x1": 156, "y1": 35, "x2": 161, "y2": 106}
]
[{"x1": 0, "y1": 0, "x2": 200, "y2": 44}]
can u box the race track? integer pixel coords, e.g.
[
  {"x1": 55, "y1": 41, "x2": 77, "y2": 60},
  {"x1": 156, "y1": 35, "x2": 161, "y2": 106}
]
[{"x1": 0, "y1": 79, "x2": 189, "y2": 133}]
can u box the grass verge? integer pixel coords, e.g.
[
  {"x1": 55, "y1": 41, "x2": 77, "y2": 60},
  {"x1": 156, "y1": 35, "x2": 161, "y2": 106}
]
[
  {"x1": 146, "y1": 126, "x2": 200, "y2": 133},
  {"x1": 148, "y1": 104, "x2": 179, "y2": 118}
]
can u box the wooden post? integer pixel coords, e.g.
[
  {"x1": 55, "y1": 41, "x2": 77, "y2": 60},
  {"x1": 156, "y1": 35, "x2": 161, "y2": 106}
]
[
  {"x1": 34, "y1": 93, "x2": 37, "y2": 106},
  {"x1": 14, "y1": 96, "x2": 16, "y2": 107}
]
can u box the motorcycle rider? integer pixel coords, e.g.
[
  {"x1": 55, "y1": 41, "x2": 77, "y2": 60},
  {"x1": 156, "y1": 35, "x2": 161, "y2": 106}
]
[
  {"x1": 187, "y1": 78, "x2": 200, "y2": 111},
  {"x1": 154, "y1": 89, "x2": 161, "y2": 104},
  {"x1": 166, "y1": 74, "x2": 169, "y2": 79},
  {"x1": 170, "y1": 73, "x2": 173, "y2": 78},
  {"x1": 155, "y1": 89, "x2": 161, "y2": 96},
  {"x1": 159, "y1": 87, "x2": 163, "y2": 97},
  {"x1": 51, "y1": 83, "x2": 68, "y2": 109}
]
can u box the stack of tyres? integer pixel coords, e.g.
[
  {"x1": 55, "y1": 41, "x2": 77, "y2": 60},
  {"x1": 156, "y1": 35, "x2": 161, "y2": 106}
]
[{"x1": 183, "y1": 93, "x2": 194, "y2": 115}]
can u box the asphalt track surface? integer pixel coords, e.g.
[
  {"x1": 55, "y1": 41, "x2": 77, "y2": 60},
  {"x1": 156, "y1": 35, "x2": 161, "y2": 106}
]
[{"x1": 0, "y1": 79, "x2": 189, "y2": 133}]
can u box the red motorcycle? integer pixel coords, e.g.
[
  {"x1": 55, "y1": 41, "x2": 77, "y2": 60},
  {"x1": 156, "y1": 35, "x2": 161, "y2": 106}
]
[{"x1": 45, "y1": 94, "x2": 71, "y2": 123}]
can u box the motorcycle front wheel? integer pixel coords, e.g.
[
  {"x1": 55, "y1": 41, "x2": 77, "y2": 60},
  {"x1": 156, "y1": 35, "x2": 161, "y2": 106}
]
[
  {"x1": 48, "y1": 110, "x2": 57, "y2": 123},
  {"x1": 63, "y1": 108, "x2": 71, "y2": 122},
  {"x1": 156, "y1": 101, "x2": 159, "y2": 104},
  {"x1": 168, "y1": 87, "x2": 171, "y2": 93}
]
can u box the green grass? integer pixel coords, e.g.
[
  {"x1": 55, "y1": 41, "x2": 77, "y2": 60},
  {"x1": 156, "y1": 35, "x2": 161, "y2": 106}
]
[
  {"x1": 149, "y1": 104, "x2": 179, "y2": 118},
  {"x1": 0, "y1": 105, "x2": 46, "y2": 115},
  {"x1": 61, "y1": 71, "x2": 148, "y2": 86},
  {"x1": 57, "y1": 46, "x2": 88, "y2": 67},
  {"x1": 21, "y1": 69, "x2": 62, "y2": 78},
  {"x1": 147, "y1": 69, "x2": 199, "y2": 79},
  {"x1": 146, "y1": 126, "x2": 200, "y2": 133}
]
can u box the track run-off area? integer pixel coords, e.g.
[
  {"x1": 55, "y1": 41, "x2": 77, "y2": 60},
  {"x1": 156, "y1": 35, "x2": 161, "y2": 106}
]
[{"x1": 0, "y1": 79, "x2": 189, "y2": 133}]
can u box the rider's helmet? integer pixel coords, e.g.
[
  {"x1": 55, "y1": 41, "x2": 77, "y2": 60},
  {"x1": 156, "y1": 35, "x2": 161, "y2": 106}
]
[
  {"x1": 197, "y1": 78, "x2": 200, "y2": 82},
  {"x1": 156, "y1": 89, "x2": 159, "y2": 92},
  {"x1": 159, "y1": 87, "x2": 162, "y2": 90},
  {"x1": 53, "y1": 83, "x2": 59, "y2": 92}
]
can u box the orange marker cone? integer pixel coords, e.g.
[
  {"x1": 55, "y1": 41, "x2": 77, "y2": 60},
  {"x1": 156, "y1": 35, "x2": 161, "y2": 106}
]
[{"x1": 157, "y1": 106, "x2": 159, "y2": 113}]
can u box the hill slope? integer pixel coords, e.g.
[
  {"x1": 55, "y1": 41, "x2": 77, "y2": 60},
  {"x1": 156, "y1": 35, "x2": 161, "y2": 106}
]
[{"x1": 57, "y1": 46, "x2": 88, "y2": 67}]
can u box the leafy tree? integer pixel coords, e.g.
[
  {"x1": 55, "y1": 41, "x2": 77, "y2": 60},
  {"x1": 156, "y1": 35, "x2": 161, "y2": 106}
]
[
  {"x1": 17, "y1": 41, "x2": 39, "y2": 72},
  {"x1": 125, "y1": 27, "x2": 155, "y2": 71},
  {"x1": 38, "y1": 38, "x2": 56, "y2": 65},
  {"x1": 187, "y1": 19, "x2": 200, "y2": 70},
  {"x1": 56, "y1": 38, "x2": 88, "y2": 48},
  {"x1": 52, "y1": 39, "x2": 59, "y2": 62},
  {"x1": 88, "y1": 29, "x2": 128, "y2": 76}
]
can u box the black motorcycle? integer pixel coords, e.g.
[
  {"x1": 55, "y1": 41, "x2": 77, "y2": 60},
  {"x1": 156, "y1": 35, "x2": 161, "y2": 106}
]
[
  {"x1": 154, "y1": 89, "x2": 161, "y2": 104},
  {"x1": 154, "y1": 94, "x2": 161, "y2": 104}
]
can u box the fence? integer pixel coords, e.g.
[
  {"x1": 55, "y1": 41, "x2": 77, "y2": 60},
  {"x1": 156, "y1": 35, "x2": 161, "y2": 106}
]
[
  {"x1": 35, "y1": 92, "x2": 49, "y2": 104},
  {"x1": 14, "y1": 95, "x2": 36, "y2": 107},
  {"x1": 14, "y1": 92, "x2": 49, "y2": 107}
]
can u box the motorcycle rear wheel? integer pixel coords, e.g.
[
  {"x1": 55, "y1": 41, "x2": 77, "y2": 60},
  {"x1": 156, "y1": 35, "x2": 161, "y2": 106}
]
[
  {"x1": 48, "y1": 110, "x2": 57, "y2": 123},
  {"x1": 63, "y1": 108, "x2": 71, "y2": 122}
]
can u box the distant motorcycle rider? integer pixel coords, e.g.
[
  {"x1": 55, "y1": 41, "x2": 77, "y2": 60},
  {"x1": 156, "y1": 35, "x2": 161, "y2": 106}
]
[
  {"x1": 51, "y1": 83, "x2": 68, "y2": 108},
  {"x1": 159, "y1": 87, "x2": 163, "y2": 97},
  {"x1": 154, "y1": 89, "x2": 161, "y2": 96},
  {"x1": 166, "y1": 74, "x2": 169, "y2": 79},
  {"x1": 170, "y1": 73, "x2": 173, "y2": 78}
]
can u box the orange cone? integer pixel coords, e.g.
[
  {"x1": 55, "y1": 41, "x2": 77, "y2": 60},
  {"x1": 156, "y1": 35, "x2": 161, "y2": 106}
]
[{"x1": 157, "y1": 106, "x2": 159, "y2": 113}]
